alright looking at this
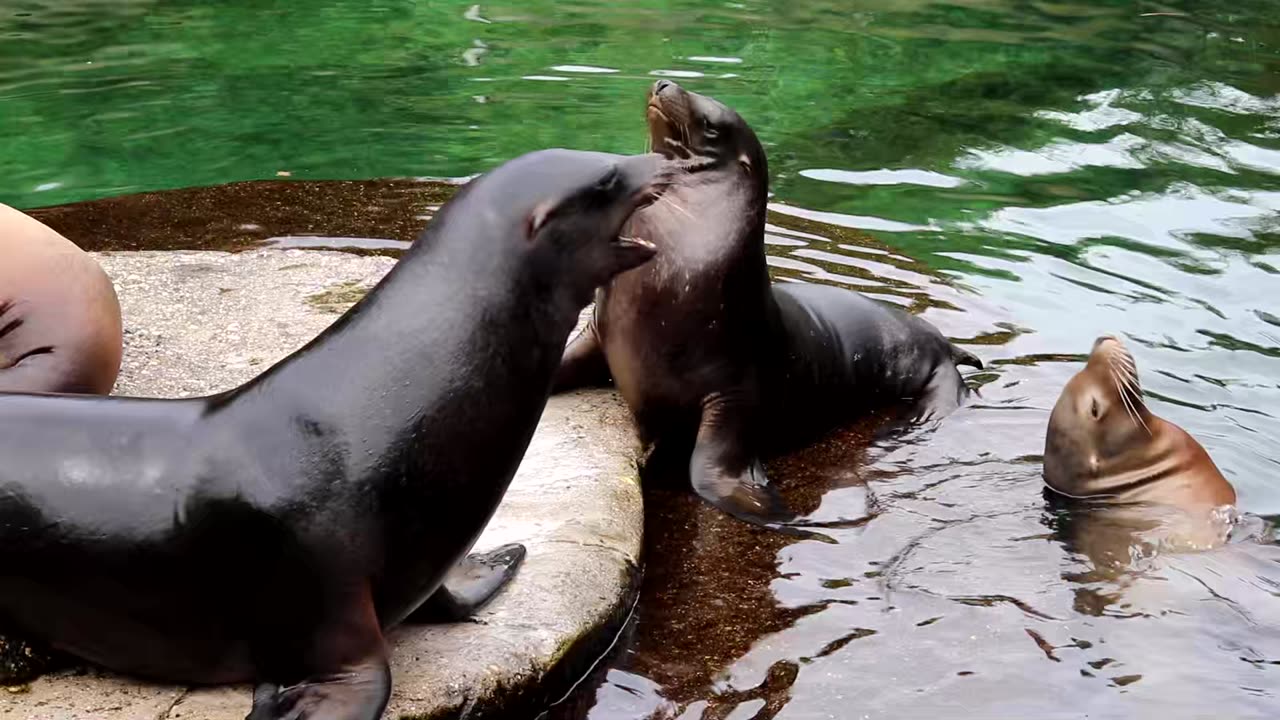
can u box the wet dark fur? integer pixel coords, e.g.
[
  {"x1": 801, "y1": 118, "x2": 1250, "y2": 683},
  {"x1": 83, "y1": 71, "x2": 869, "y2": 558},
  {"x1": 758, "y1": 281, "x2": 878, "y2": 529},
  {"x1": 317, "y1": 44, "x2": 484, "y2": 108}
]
[
  {"x1": 0, "y1": 150, "x2": 667, "y2": 720},
  {"x1": 554, "y1": 82, "x2": 979, "y2": 529}
]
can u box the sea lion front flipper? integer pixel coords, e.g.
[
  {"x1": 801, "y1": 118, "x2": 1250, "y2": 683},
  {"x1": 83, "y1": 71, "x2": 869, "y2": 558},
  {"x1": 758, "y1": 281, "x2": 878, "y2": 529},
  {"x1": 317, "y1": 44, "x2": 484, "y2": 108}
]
[
  {"x1": 248, "y1": 588, "x2": 390, "y2": 720},
  {"x1": 552, "y1": 321, "x2": 612, "y2": 393},
  {"x1": 689, "y1": 399, "x2": 797, "y2": 528},
  {"x1": 406, "y1": 543, "x2": 527, "y2": 623},
  {"x1": 247, "y1": 657, "x2": 390, "y2": 720}
]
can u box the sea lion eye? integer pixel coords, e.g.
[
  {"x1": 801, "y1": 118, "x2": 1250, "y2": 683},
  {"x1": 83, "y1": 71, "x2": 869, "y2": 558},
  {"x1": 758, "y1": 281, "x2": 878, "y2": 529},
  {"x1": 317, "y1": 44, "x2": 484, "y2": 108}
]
[
  {"x1": 1090, "y1": 398, "x2": 1100, "y2": 419},
  {"x1": 701, "y1": 119, "x2": 719, "y2": 139},
  {"x1": 595, "y1": 167, "x2": 622, "y2": 192}
]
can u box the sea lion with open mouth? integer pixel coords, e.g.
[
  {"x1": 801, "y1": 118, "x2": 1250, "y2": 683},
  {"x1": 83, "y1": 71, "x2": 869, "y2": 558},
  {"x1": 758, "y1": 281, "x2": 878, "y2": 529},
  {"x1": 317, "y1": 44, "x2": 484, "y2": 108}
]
[
  {"x1": 0, "y1": 149, "x2": 667, "y2": 720},
  {"x1": 555, "y1": 81, "x2": 980, "y2": 529}
]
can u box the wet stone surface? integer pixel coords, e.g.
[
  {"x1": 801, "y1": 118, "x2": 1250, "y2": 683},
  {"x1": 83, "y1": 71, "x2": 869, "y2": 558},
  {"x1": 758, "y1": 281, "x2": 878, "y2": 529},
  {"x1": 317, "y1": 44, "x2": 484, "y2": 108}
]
[{"x1": 0, "y1": 249, "x2": 644, "y2": 720}]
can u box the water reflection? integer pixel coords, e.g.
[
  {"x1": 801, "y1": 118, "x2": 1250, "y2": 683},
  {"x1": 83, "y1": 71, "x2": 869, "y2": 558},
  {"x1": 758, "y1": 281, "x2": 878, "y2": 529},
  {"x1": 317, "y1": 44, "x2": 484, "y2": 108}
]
[
  {"x1": 576, "y1": 40, "x2": 1280, "y2": 714},
  {"x1": 603, "y1": 358, "x2": 1280, "y2": 717}
]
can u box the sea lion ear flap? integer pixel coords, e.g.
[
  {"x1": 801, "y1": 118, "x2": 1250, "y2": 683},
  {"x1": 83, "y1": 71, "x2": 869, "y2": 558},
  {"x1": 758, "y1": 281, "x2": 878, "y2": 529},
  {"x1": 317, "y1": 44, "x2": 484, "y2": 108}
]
[{"x1": 526, "y1": 200, "x2": 558, "y2": 241}]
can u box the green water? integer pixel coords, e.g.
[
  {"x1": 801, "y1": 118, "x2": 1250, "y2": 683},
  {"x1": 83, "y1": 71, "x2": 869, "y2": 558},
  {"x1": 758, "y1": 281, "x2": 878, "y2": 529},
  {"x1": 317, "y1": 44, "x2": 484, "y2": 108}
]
[
  {"x1": 4, "y1": 1, "x2": 1280, "y2": 717},
  {"x1": 7, "y1": 0, "x2": 1276, "y2": 501}
]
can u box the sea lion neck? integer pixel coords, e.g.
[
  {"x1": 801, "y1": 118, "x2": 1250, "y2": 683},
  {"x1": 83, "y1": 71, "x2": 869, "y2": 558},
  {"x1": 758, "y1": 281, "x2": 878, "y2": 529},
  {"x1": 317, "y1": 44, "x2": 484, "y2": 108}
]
[{"x1": 219, "y1": 233, "x2": 575, "y2": 493}]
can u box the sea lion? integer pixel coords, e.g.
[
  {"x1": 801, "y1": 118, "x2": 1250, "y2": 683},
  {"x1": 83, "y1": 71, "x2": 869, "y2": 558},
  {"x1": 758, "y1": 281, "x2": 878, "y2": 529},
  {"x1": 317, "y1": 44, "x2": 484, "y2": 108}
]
[
  {"x1": 1043, "y1": 335, "x2": 1237, "y2": 510},
  {"x1": 0, "y1": 203, "x2": 122, "y2": 394},
  {"x1": 0, "y1": 149, "x2": 666, "y2": 720},
  {"x1": 554, "y1": 81, "x2": 980, "y2": 528}
]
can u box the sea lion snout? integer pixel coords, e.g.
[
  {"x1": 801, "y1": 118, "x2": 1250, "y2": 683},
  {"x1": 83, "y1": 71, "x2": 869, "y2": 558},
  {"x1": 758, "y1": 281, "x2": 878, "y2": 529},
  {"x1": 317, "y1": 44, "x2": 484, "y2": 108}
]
[{"x1": 1091, "y1": 334, "x2": 1123, "y2": 355}]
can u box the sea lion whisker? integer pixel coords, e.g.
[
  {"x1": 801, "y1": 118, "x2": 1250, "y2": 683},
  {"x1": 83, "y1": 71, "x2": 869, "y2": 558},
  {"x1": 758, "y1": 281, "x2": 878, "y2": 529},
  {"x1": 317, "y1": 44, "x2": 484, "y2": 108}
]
[
  {"x1": 1111, "y1": 372, "x2": 1136, "y2": 425},
  {"x1": 656, "y1": 193, "x2": 693, "y2": 219},
  {"x1": 660, "y1": 136, "x2": 690, "y2": 157},
  {"x1": 1114, "y1": 354, "x2": 1140, "y2": 383},
  {"x1": 1112, "y1": 369, "x2": 1150, "y2": 434},
  {"x1": 1116, "y1": 353, "x2": 1136, "y2": 376},
  {"x1": 1121, "y1": 373, "x2": 1142, "y2": 401},
  {"x1": 1115, "y1": 362, "x2": 1143, "y2": 403},
  {"x1": 1107, "y1": 352, "x2": 1142, "y2": 398}
]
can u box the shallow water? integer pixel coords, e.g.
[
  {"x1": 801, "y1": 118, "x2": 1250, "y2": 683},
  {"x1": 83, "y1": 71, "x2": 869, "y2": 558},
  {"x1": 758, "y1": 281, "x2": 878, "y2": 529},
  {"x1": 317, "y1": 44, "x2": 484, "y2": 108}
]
[{"x1": 3, "y1": 0, "x2": 1280, "y2": 717}]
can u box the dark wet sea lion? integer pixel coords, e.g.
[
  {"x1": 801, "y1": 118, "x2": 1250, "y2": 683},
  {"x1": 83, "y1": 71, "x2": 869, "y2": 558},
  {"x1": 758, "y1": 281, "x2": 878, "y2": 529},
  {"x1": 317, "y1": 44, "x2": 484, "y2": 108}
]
[
  {"x1": 1043, "y1": 335, "x2": 1237, "y2": 511},
  {"x1": 0, "y1": 149, "x2": 665, "y2": 720},
  {"x1": 0, "y1": 203, "x2": 122, "y2": 395},
  {"x1": 554, "y1": 81, "x2": 980, "y2": 528}
]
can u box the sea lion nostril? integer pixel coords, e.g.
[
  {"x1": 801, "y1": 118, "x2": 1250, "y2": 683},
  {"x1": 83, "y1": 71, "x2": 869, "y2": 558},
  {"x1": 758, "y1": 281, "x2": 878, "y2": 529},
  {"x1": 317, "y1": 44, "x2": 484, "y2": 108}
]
[{"x1": 653, "y1": 79, "x2": 674, "y2": 95}]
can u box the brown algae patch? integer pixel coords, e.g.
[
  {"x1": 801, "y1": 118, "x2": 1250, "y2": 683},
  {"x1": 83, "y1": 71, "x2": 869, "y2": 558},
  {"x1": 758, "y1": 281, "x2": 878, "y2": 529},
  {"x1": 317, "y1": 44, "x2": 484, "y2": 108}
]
[{"x1": 305, "y1": 281, "x2": 373, "y2": 313}]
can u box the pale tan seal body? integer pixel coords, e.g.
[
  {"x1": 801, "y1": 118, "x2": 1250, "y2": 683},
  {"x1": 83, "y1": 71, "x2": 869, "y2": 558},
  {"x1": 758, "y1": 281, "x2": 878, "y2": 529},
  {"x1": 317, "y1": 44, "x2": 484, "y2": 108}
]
[
  {"x1": 0, "y1": 203, "x2": 122, "y2": 394},
  {"x1": 1044, "y1": 335, "x2": 1236, "y2": 511}
]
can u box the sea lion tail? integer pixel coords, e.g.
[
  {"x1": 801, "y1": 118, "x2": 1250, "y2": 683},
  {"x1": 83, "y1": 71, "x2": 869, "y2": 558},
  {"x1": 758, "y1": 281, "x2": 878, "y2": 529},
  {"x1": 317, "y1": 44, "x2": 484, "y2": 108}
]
[{"x1": 950, "y1": 344, "x2": 983, "y2": 370}]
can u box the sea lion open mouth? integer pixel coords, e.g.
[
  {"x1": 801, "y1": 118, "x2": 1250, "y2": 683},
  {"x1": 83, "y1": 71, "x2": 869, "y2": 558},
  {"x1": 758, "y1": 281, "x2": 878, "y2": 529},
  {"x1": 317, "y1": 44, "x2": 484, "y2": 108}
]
[
  {"x1": 646, "y1": 96, "x2": 668, "y2": 121},
  {"x1": 613, "y1": 235, "x2": 657, "y2": 252},
  {"x1": 0, "y1": 148, "x2": 673, "y2": 715},
  {"x1": 612, "y1": 174, "x2": 670, "y2": 254},
  {"x1": 645, "y1": 86, "x2": 691, "y2": 160},
  {"x1": 553, "y1": 83, "x2": 981, "y2": 535}
]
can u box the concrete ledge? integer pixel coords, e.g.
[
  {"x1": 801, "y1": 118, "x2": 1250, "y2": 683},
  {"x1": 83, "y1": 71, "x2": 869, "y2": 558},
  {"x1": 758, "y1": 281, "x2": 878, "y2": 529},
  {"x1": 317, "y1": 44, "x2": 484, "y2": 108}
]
[{"x1": 0, "y1": 249, "x2": 642, "y2": 720}]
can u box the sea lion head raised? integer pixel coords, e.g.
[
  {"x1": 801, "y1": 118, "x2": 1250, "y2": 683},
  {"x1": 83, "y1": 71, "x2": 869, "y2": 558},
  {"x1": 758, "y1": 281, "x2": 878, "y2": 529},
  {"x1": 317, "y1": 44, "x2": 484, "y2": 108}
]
[
  {"x1": 420, "y1": 149, "x2": 667, "y2": 306},
  {"x1": 645, "y1": 80, "x2": 767, "y2": 191},
  {"x1": 1045, "y1": 335, "x2": 1152, "y2": 497},
  {"x1": 1044, "y1": 335, "x2": 1236, "y2": 509}
]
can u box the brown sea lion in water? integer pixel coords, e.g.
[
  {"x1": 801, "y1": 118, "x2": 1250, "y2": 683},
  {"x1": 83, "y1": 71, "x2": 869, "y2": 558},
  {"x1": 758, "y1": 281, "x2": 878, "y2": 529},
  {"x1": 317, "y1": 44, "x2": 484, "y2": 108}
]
[
  {"x1": 0, "y1": 203, "x2": 122, "y2": 394},
  {"x1": 1043, "y1": 335, "x2": 1236, "y2": 511}
]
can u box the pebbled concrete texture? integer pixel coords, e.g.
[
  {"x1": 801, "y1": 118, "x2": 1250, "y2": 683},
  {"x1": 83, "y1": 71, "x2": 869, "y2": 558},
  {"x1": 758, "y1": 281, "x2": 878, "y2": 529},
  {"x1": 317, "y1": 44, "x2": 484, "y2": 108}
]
[{"x1": 0, "y1": 249, "x2": 642, "y2": 720}]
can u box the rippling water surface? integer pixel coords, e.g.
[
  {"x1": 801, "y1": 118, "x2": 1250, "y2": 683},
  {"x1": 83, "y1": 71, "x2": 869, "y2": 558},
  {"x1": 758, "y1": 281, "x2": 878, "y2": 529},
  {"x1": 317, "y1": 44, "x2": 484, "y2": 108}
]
[{"x1": 3, "y1": 1, "x2": 1279, "y2": 717}]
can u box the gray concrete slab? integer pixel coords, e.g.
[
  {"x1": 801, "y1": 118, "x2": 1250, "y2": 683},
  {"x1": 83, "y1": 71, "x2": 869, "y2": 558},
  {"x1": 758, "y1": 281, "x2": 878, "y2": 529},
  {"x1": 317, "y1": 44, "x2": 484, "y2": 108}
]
[{"x1": 0, "y1": 249, "x2": 642, "y2": 720}]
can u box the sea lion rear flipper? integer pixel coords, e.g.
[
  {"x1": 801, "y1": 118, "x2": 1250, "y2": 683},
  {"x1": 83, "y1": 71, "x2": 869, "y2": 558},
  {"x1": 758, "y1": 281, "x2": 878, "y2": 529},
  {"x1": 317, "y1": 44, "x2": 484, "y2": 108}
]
[
  {"x1": 950, "y1": 344, "x2": 983, "y2": 370},
  {"x1": 913, "y1": 365, "x2": 966, "y2": 421},
  {"x1": 689, "y1": 401, "x2": 798, "y2": 529},
  {"x1": 406, "y1": 543, "x2": 527, "y2": 623},
  {"x1": 249, "y1": 588, "x2": 390, "y2": 720},
  {"x1": 552, "y1": 321, "x2": 612, "y2": 393}
]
